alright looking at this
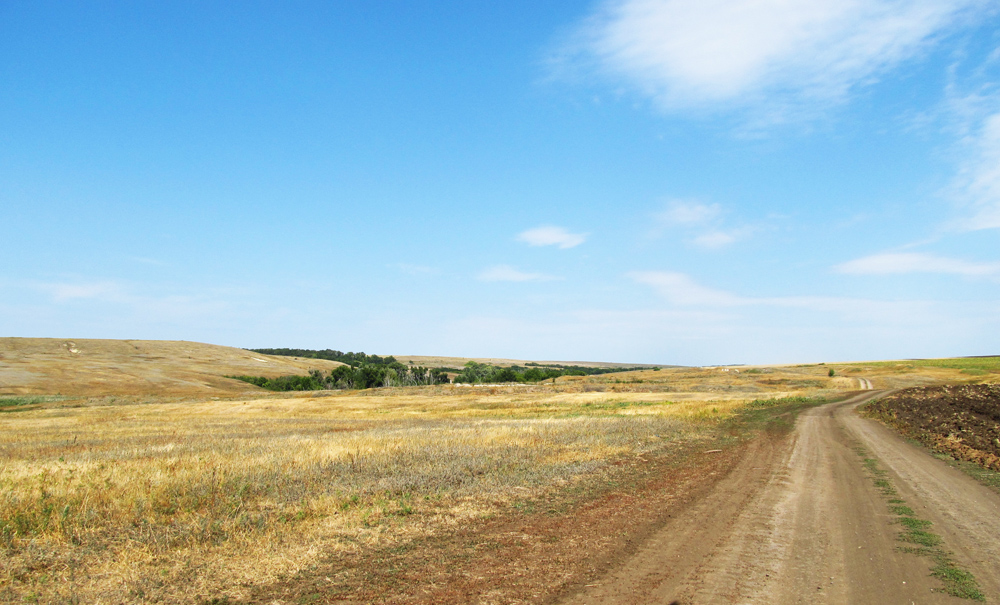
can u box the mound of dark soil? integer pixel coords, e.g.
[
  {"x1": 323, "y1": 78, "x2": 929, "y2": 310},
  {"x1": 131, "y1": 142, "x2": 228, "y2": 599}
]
[{"x1": 865, "y1": 384, "x2": 1000, "y2": 471}]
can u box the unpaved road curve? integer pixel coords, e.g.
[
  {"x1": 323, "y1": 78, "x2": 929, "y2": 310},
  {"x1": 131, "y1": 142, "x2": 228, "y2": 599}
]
[{"x1": 561, "y1": 392, "x2": 1000, "y2": 604}]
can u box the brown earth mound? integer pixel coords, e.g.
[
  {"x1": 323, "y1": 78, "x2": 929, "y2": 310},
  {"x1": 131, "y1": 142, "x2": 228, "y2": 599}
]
[{"x1": 864, "y1": 383, "x2": 1000, "y2": 471}]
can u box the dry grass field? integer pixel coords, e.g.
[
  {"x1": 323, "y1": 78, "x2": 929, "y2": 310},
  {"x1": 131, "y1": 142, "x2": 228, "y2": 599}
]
[
  {"x1": 0, "y1": 338, "x2": 345, "y2": 397},
  {"x1": 2, "y1": 340, "x2": 996, "y2": 603}
]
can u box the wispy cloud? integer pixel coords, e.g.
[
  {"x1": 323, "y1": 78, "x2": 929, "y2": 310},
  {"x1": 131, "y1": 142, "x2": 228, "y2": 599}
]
[
  {"x1": 629, "y1": 271, "x2": 744, "y2": 306},
  {"x1": 655, "y1": 199, "x2": 720, "y2": 225},
  {"x1": 950, "y1": 110, "x2": 1000, "y2": 230},
  {"x1": 26, "y1": 279, "x2": 233, "y2": 322},
  {"x1": 37, "y1": 281, "x2": 127, "y2": 302},
  {"x1": 835, "y1": 252, "x2": 1000, "y2": 276},
  {"x1": 652, "y1": 199, "x2": 748, "y2": 248},
  {"x1": 477, "y1": 265, "x2": 557, "y2": 282},
  {"x1": 692, "y1": 231, "x2": 738, "y2": 249},
  {"x1": 517, "y1": 226, "x2": 587, "y2": 249},
  {"x1": 556, "y1": 0, "x2": 986, "y2": 120},
  {"x1": 629, "y1": 270, "x2": 935, "y2": 322}
]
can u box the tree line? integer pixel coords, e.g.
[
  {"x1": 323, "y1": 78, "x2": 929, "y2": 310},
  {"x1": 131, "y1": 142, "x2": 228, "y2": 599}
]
[
  {"x1": 249, "y1": 348, "x2": 398, "y2": 367},
  {"x1": 452, "y1": 361, "x2": 656, "y2": 384},
  {"x1": 231, "y1": 364, "x2": 449, "y2": 392},
  {"x1": 241, "y1": 347, "x2": 658, "y2": 390}
]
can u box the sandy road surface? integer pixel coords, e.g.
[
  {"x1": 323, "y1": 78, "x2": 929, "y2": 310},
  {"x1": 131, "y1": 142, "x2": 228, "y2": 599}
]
[{"x1": 562, "y1": 392, "x2": 1000, "y2": 604}]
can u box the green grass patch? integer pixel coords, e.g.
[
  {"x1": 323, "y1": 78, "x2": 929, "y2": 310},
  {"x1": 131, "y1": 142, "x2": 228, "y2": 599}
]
[
  {"x1": 0, "y1": 396, "x2": 65, "y2": 411},
  {"x1": 862, "y1": 356, "x2": 1000, "y2": 373},
  {"x1": 862, "y1": 458, "x2": 884, "y2": 475},
  {"x1": 897, "y1": 517, "x2": 933, "y2": 530},
  {"x1": 728, "y1": 396, "x2": 829, "y2": 434},
  {"x1": 580, "y1": 400, "x2": 662, "y2": 411},
  {"x1": 932, "y1": 561, "x2": 987, "y2": 601},
  {"x1": 741, "y1": 396, "x2": 822, "y2": 409},
  {"x1": 856, "y1": 447, "x2": 983, "y2": 600},
  {"x1": 0, "y1": 396, "x2": 49, "y2": 407},
  {"x1": 932, "y1": 453, "x2": 1000, "y2": 495},
  {"x1": 900, "y1": 528, "x2": 941, "y2": 547}
]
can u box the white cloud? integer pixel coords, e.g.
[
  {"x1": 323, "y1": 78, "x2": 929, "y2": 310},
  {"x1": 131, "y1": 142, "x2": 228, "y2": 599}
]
[
  {"x1": 652, "y1": 199, "x2": 746, "y2": 248},
  {"x1": 628, "y1": 271, "x2": 745, "y2": 306},
  {"x1": 477, "y1": 265, "x2": 557, "y2": 282},
  {"x1": 655, "y1": 199, "x2": 720, "y2": 225},
  {"x1": 692, "y1": 231, "x2": 738, "y2": 249},
  {"x1": 517, "y1": 226, "x2": 587, "y2": 249},
  {"x1": 37, "y1": 281, "x2": 127, "y2": 301},
  {"x1": 835, "y1": 252, "x2": 1000, "y2": 275},
  {"x1": 629, "y1": 270, "x2": 937, "y2": 323},
  {"x1": 560, "y1": 0, "x2": 985, "y2": 117}
]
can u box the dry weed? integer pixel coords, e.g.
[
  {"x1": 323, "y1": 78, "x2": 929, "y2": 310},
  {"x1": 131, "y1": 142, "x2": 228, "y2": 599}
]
[{"x1": 1, "y1": 394, "x2": 692, "y2": 603}]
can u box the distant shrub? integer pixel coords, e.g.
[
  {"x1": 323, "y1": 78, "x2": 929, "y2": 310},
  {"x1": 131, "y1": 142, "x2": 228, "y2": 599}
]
[
  {"x1": 229, "y1": 365, "x2": 450, "y2": 392},
  {"x1": 452, "y1": 361, "x2": 652, "y2": 384}
]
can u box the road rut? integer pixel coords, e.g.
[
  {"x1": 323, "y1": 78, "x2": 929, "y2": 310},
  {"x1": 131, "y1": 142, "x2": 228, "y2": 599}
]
[{"x1": 561, "y1": 392, "x2": 1000, "y2": 604}]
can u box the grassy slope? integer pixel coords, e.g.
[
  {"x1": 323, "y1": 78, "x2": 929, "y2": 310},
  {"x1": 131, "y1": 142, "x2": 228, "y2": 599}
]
[{"x1": 0, "y1": 338, "x2": 345, "y2": 397}]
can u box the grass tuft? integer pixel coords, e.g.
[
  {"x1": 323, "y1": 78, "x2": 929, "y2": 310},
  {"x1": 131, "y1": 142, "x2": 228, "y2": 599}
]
[
  {"x1": 855, "y1": 446, "x2": 983, "y2": 600},
  {"x1": 932, "y1": 561, "x2": 987, "y2": 601}
]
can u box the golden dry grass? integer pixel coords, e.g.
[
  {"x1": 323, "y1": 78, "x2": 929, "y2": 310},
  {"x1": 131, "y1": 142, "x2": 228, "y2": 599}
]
[
  {"x1": 0, "y1": 354, "x2": 988, "y2": 603},
  {"x1": 0, "y1": 338, "x2": 345, "y2": 397},
  {"x1": 2, "y1": 391, "x2": 701, "y2": 603}
]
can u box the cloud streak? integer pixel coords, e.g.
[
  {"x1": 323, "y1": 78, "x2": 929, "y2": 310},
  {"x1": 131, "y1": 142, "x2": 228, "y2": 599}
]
[
  {"x1": 629, "y1": 271, "x2": 743, "y2": 306},
  {"x1": 651, "y1": 199, "x2": 748, "y2": 248},
  {"x1": 559, "y1": 0, "x2": 986, "y2": 119},
  {"x1": 517, "y1": 226, "x2": 587, "y2": 249},
  {"x1": 655, "y1": 199, "x2": 720, "y2": 225},
  {"x1": 629, "y1": 270, "x2": 936, "y2": 322},
  {"x1": 36, "y1": 281, "x2": 128, "y2": 302},
  {"x1": 692, "y1": 231, "x2": 738, "y2": 249},
  {"x1": 951, "y1": 110, "x2": 1000, "y2": 230},
  {"x1": 835, "y1": 252, "x2": 1000, "y2": 276},
  {"x1": 477, "y1": 265, "x2": 557, "y2": 282}
]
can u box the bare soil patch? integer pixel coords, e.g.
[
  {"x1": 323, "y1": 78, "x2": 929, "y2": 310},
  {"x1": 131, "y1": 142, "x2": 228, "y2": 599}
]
[{"x1": 864, "y1": 384, "x2": 1000, "y2": 471}]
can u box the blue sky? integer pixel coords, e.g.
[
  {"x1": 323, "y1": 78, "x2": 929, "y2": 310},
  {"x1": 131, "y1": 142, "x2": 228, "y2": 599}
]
[{"x1": 2, "y1": 0, "x2": 998, "y2": 365}]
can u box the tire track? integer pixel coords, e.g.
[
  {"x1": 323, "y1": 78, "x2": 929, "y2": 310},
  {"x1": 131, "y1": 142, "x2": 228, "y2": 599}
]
[{"x1": 563, "y1": 392, "x2": 1000, "y2": 604}]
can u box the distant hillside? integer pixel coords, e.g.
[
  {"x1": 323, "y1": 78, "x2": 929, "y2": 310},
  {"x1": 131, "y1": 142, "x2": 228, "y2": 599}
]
[{"x1": 0, "y1": 338, "x2": 344, "y2": 396}]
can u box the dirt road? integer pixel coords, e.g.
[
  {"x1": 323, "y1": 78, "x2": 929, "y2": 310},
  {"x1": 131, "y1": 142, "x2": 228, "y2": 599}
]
[{"x1": 561, "y1": 392, "x2": 1000, "y2": 604}]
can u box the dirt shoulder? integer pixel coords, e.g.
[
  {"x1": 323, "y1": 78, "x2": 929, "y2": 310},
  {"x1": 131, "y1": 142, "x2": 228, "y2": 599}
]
[
  {"x1": 562, "y1": 392, "x2": 1000, "y2": 603},
  {"x1": 240, "y1": 401, "x2": 811, "y2": 604}
]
